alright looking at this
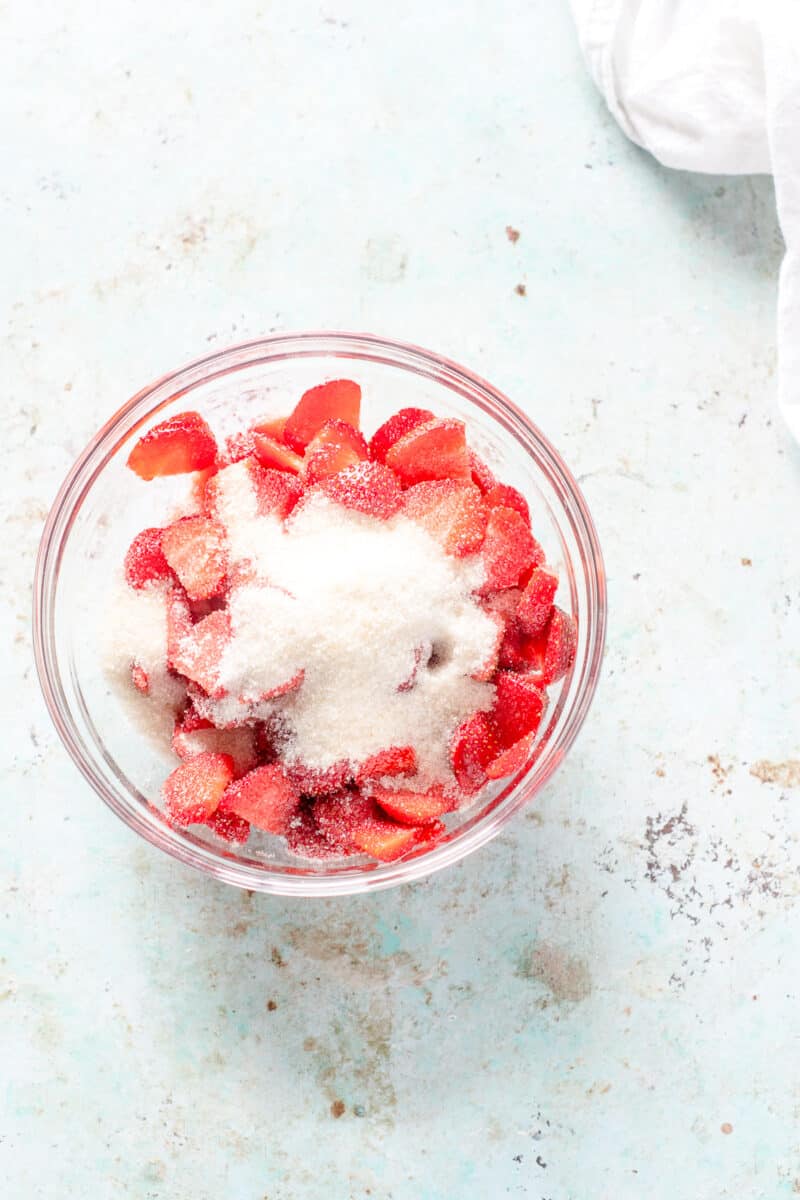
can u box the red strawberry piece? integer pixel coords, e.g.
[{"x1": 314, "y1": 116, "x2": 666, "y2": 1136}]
[
  {"x1": 484, "y1": 483, "x2": 531, "y2": 525},
  {"x1": 252, "y1": 432, "x2": 304, "y2": 476},
  {"x1": 480, "y1": 505, "x2": 542, "y2": 592},
  {"x1": 165, "y1": 586, "x2": 193, "y2": 671},
  {"x1": 127, "y1": 411, "x2": 217, "y2": 480},
  {"x1": 450, "y1": 711, "x2": 498, "y2": 794},
  {"x1": 490, "y1": 672, "x2": 547, "y2": 748},
  {"x1": 175, "y1": 703, "x2": 213, "y2": 735},
  {"x1": 370, "y1": 783, "x2": 452, "y2": 825},
  {"x1": 220, "y1": 764, "x2": 301, "y2": 834},
  {"x1": 303, "y1": 419, "x2": 369, "y2": 484},
  {"x1": 249, "y1": 462, "x2": 304, "y2": 518},
  {"x1": 162, "y1": 751, "x2": 235, "y2": 825},
  {"x1": 162, "y1": 516, "x2": 227, "y2": 601},
  {"x1": 256, "y1": 667, "x2": 305, "y2": 702},
  {"x1": 529, "y1": 607, "x2": 578, "y2": 686},
  {"x1": 469, "y1": 451, "x2": 496, "y2": 494},
  {"x1": 172, "y1": 715, "x2": 257, "y2": 777},
  {"x1": 481, "y1": 587, "x2": 523, "y2": 624},
  {"x1": 171, "y1": 610, "x2": 231, "y2": 697},
  {"x1": 191, "y1": 465, "x2": 219, "y2": 511},
  {"x1": 485, "y1": 734, "x2": 535, "y2": 780},
  {"x1": 206, "y1": 807, "x2": 251, "y2": 844},
  {"x1": 252, "y1": 415, "x2": 288, "y2": 441},
  {"x1": 402, "y1": 479, "x2": 488, "y2": 556},
  {"x1": 314, "y1": 461, "x2": 403, "y2": 519},
  {"x1": 287, "y1": 759, "x2": 352, "y2": 798},
  {"x1": 355, "y1": 746, "x2": 418, "y2": 784},
  {"x1": 283, "y1": 379, "x2": 362, "y2": 453},
  {"x1": 385, "y1": 417, "x2": 471, "y2": 486},
  {"x1": 313, "y1": 792, "x2": 419, "y2": 861},
  {"x1": 412, "y1": 818, "x2": 446, "y2": 848},
  {"x1": 368, "y1": 407, "x2": 434, "y2": 463},
  {"x1": 285, "y1": 801, "x2": 339, "y2": 860},
  {"x1": 124, "y1": 527, "x2": 175, "y2": 590},
  {"x1": 516, "y1": 566, "x2": 558, "y2": 637},
  {"x1": 130, "y1": 663, "x2": 150, "y2": 694}
]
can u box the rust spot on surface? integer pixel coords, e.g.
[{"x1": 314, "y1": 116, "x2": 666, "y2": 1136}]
[
  {"x1": 750, "y1": 760, "x2": 800, "y2": 787},
  {"x1": 506, "y1": 225, "x2": 520, "y2": 243},
  {"x1": 266, "y1": 999, "x2": 277, "y2": 1012},
  {"x1": 721, "y1": 1122, "x2": 733, "y2": 1135},
  {"x1": 303, "y1": 1036, "x2": 317, "y2": 1051},
  {"x1": 740, "y1": 556, "x2": 752, "y2": 566},
  {"x1": 271, "y1": 946, "x2": 285, "y2": 967},
  {"x1": 330, "y1": 1099, "x2": 345, "y2": 1118},
  {"x1": 707, "y1": 754, "x2": 732, "y2": 788},
  {"x1": 515, "y1": 283, "x2": 527, "y2": 296},
  {"x1": 516, "y1": 943, "x2": 591, "y2": 1003}
]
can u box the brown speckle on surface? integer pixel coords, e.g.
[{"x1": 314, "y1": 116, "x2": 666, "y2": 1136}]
[
  {"x1": 505, "y1": 225, "x2": 520, "y2": 243},
  {"x1": 63, "y1": 381, "x2": 72, "y2": 391},
  {"x1": 303, "y1": 1037, "x2": 317, "y2": 1051},
  {"x1": 330, "y1": 1099, "x2": 345, "y2": 1119},
  {"x1": 516, "y1": 943, "x2": 591, "y2": 1003},
  {"x1": 721, "y1": 1122, "x2": 733, "y2": 1135},
  {"x1": 740, "y1": 556, "x2": 752, "y2": 566},
  {"x1": 515, "y1": 283, "x2": 527, "y2": 296},
  {"x1": 266, "y1": 999, "x2": 277, "y2": 1012},
  {"x1": 270, "y1": 946, "x2": 285, "y2": 967},
  {"x1": 707, "y1": 754, "x2": 732, "y2": 788},
  {"x1": 750, "y1": 760, "x2": 800, "y2": 787}
]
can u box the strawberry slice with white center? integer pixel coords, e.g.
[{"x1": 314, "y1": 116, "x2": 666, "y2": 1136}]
[
  {"x1": 450, "y1": 711, "x2": 498, "y2": 794},
  {"x1": 162, "y1": 751, "x2": 235, "y2": 825},
  {"x1": 283, "y1": 379, "x2": 362, "y2": 453},
  {"x1": 402, "y1": 479, "x2": 488, "y2": 556},
  {"x1": 161, "y1": 515, "x2": 227, "y2": 601},
  {"x1": 313, "y1": 792, "x2": 419, "y2": 861},
  {"x1": 484, "y1": 483, "x2": 531, "y2": 524},
  {"x1": 220, "y1": 764, "x2": 301, "y2": 834},
  {"x1": 516, "y1": 565, "x2": 558, "y2": 637},
  {"x1": 172, "y1": 708, "x2": 257, "y2": 776},
  {"x1": 124, "y1": 527, "x2": 175, "y2": 590},
  {"x1": 251, "y1": 431, "x2": 304, "y2": 476},
  {"x1": 385, "y1": 417, "x2": 471, "y2": 486},
  {"x1": 127, "y1": 411, "x2": 217, "y2": 480},
  {"x1": 485, "y1": 734, "x2": 536, "y2": 780}
]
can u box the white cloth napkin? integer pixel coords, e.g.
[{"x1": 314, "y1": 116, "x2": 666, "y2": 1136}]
[{"x1": 569, "y1": 1, "x2": 800, "y2": 443}]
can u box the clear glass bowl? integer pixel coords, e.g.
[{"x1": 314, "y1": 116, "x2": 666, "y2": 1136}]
[{"x1": 33, "y1": 332, "x2": 606, "y2": 895}]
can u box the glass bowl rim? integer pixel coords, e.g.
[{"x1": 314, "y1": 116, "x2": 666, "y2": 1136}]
[{"x1": 32, "y1": 330, "x2": 607, "y2": 896}]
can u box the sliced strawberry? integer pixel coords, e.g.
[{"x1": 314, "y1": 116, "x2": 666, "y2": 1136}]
[
  {"x1": 350, "y1": 820, "x2": 418, "y2": 862},
  {"x1": 355, "y1": 746, "x2": 418, "y2": 784},
  {"x1": 162, "y1": 516, "x2": 227, "y2": 601},
  {"x1": 313, "y1": 792, "x2": 419, "y2": 861},
  {"x1": 287, "y1": 759, "x2": 352, "y2": 798},
  {"x1": 165, "y1": 586, "x2": 193, "y2": 671},
  {"x1": 485, "y1": 734, "x2": 535, "y2": 780},
  {"x1": 220, "y1": 764, "x2": 301, "y2": 834},
  {"x1": 162, "y1": 751, "x2": 235, "y2": 825},
  {"x1": 172, "y1": 715, "x2": 257, "y2": 777},
  {"x1": 469, "y1": 451, "x2": 496, "y2": 494},
  {"x1": 130, "y1": 663, "x2": 150, "y2": 694},
  {"x1": 285, "y1": 801, "x2": 339, "y2": 859},
  {"x1": 450, "y1": 711, "x2": 498, "y2": 794},
  {"x1": 283, "y1": 379, "x2": 362, "y2": 453},
  {"x1": 402, "y1": 479, "x2": 488, "y2": 556},
  {"x1": 480, "y1": 505, "x2": 542, "y2": 592},
  {"x1": 368, "y1": 407, "x2": 434, "y2": 463},
  {"x1": 490, "y1": 672, "x2": 547, "y2": 748},
  {"x1": 249, "y1": 463, "x2": 304, "y2": 518},
  {"x1": 516, "y1": 566, "x2": 558, "y2": 637},
  {"x1": 222, "y1": 429, "x2": 258, "y2": 465},
  {"x1": 127, "y1": 411, "x2": 217, "y2": 480},
  {"x1": 171, "y1": 610, "x2": 231, "y2": 696},
  {"x1": 252, "y1": 432, "x2": 304, "y2": 476},
  {"x1": 206, "y1": 807, "x2": 251, "y2": 843},
  {"x1": 314, "y1": 461, "x2": 403, "y2": 519},
  {"x1": 253, "y1": 415, "x2": 288, "y2": 440},
  {"x1": 124, "y1": 527, "x2": 175, "y2": 590},
  {"x1": 484, "y1": 484, "x2": 531, "y2": 525},
  {"x1": 303, "y1": 419, "x2": 369, "y2": 484},
  {"x1": 255, "y1": 667, "x2": 305, "y2": 702},
  {"x1": 385, "y1": 418, "x2": 471, "y2": 486},
  {"x1": 481, "y1": 587, "x2": 523, "y2": 624},
  {"x1": 525, "y1": 607, "x2": 577, "y2": 686},
  {"x1": 370, "y1": 784, "x2": 452, "y2": 825}
]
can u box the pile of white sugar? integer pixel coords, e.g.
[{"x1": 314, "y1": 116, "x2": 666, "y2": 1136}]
[{"x1": 108, "y1": 458, "x2": 498, "y2": 792}]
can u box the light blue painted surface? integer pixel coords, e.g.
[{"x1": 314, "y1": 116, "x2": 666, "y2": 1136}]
[{"x1": 3, "y1": 2, "x2": 799, "y2": 1197}]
